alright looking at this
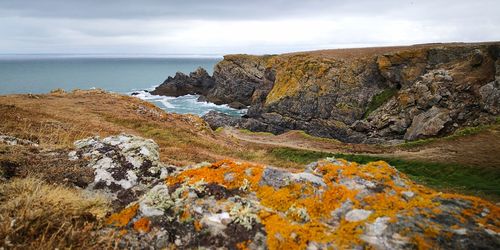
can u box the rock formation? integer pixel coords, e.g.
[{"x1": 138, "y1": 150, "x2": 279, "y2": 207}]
[
  {"x1": 156, "y1": 42, "x2": 500, "y2": 143},
  {"x1": 73, "y1": 134, "x2": 499, "y2": 249},
  {"x1": 151, "y1": 67, "x2": 215, "y2": 97}
]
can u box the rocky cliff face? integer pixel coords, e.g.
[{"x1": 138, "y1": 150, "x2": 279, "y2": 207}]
[
  {"x1": 152, "y1": 43, "x2": 500, "y2": 143},
  {"x1": 204, "y1": 43, "x2": 500, "y2": 143}
]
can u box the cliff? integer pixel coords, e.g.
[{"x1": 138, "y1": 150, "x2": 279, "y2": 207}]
[{"x1": 187, "y1": 42, "x2": 500, "y2": 143}]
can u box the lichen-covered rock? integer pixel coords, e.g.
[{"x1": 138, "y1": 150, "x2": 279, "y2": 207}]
[
  {"x1": 105, "y1": 155, "x2": 499, "y2": 249},
  {"x1": 69, "y1": 134, "x2": 175, "y2": 207}
]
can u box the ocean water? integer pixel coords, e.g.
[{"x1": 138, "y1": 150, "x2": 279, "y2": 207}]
[{"x1": 0, "y1": 55, "x2": 244, "y2": 116}]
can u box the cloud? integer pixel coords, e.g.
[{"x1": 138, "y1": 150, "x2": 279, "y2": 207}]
[{"x1": 0, "y1": 0, "x2": 498, "y2": 54}]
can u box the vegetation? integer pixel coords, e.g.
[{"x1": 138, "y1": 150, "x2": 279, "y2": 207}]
[
  {"x1": 0, "y1": 178, "x2": 112, "y2": 249},
  {"x1": 363, "y1": 88, "x2": 398, "y2": 118}
]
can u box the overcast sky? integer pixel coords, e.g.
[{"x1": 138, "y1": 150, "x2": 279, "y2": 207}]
[{"x1": 0, "y1": 0, "x2": 498, "y2": 55}]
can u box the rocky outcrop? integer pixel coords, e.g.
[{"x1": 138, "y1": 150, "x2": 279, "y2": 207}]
[
  {"x1": 78, "y1": 135, "x2": 499, "y2": 249},
  {"x1": 200, "y1": 43, "x2": 500, "y2": 143},
  {"x1": 69, "y1": 134, "x2": 175, "y2": 208},
  {"x1": 206, "y1": 54, "x2": 273, "y2": 109},
  {"x1": 151, "y1": 67, "x2": 215, "y2": 97}
]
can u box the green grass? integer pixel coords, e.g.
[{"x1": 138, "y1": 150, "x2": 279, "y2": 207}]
[
  {"x1": 270, "y1": 147, "x2": 500, "y2": 200},
  {"x1": 363, "y1": 88, "x2": 398, "y2": 118},
  {"x1": 270, "y1": 148, "x2": 333, "y2": 165}
]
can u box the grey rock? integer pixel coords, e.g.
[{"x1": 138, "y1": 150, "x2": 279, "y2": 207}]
[
  {"x1": 345, "y1": 209, "x2": 373, "y2": 222},
  {"x1": 404, "y1": 106, "x2": 451, "y2": 140},
  {"x1": 70, "y1": 134, "x2": 170, "y2": 206}
]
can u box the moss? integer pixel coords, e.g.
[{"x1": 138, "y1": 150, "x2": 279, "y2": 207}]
[{"x1": 363, "y1": 88, "x2": 398, "y2": 118}]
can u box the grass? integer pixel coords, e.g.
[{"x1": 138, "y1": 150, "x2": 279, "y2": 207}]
[
  {"x1": 270, "y1": 148, "x2": 333, "y2": 165},
  {"x1": 293, "y1": 130, "x2": 341, "y2": 144},
  {"x1": 238, "y1": 128, "x2": 275, "y2": 136},
  {"x1": 0, "y1": 178, "x2": 113, "y2": 249},
  {"x1": 270, "y1": 147, "x2": 500, "y2": 200},
  {"x1": 363, "y1": 88, "x2": 398, "y2": 118}
]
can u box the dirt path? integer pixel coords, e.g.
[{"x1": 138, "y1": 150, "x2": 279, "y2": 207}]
[
  {"x1": 220, "y1": 127, "x2": 387, "y2": 154},
  {"x1": 220, "y1": 126, "x2": 500, "y2": 168}
]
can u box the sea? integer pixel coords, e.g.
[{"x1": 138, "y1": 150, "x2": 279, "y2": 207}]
[{"x1": 0, "y1": 54, "x2": 245, "y2": 116}]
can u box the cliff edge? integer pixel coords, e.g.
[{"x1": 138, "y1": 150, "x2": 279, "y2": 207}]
[{"x1": 154, "y1": 42, "x2": 500, "y2": 143}]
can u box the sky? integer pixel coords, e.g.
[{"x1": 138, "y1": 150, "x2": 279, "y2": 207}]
[{"x1": 0, "y1": 0, "x2": 499, "y2": 55}]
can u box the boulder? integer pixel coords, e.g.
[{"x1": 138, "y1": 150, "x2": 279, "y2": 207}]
[
  {"x1": 201, "y1": 110, "x2": 242, "y2": 130},
  {"x1": 404, "y1": 107, "x2": 451, "y2": 140},
  {"x1": 69, "y1": 134, "x2": 175, "y2": 207}
]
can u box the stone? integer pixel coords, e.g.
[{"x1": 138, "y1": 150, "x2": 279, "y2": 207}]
[
  {"x1": 0, "y1": 135, "x2": 38, "y2": 147},
  {"x1": 479, "y1": 81, "x2": 500, "y2": 115},
  {"x1": 401, "y1": 191, "x2": 415, "y2": 200},
  {"x1": 345, "y1": 209, "x2": 373, "y2": 222},
  {"x1": 404, "y1": 107, "x2": 451, "y2": 140},
  {"x1": 69, "y1": 134, "x2": 169, "y2": 205},
  {"x1": 201, "y1": 110, "x2": 242, "y2": 130},
  {"x1": 259, "y1": 167, "x2": 291, "y2": 188}
]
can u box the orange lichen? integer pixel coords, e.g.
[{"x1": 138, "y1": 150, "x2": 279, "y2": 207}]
[
  {"x1": 236, "y1": 240, "x2": 251, "y2": 250},
  {"x1": 119, "y1": 229, "x2": 128, "y2": 236},
  {"x1": 180, "y1": 208, "x2": 191, "y2": 222},
  {"x1": 164, "y1": 158, "x2": 500, "y2": 249},
  {"x1": 194, "y1": 220, "x2": 203, "y2": 232},
  {"x1": 106, "y1": 203, "x2": 139, "y2": 227},
  {"x1": 133, "y1": 217, "x2": 151, "y2": 233},
  {"x1": 167, "y1": 159, "x2": 263, "y2": 190}
]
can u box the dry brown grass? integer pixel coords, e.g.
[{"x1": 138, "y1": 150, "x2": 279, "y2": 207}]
[
  {"x1": 0, "y1": 144, "x2": 94, "y2": 187},
  {"x1": 0, "y1": 177, "x2": 113, "y2": 249},
  {"x1": 0, "y1": 90, "x2": 322, "y2": 168}
]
